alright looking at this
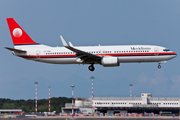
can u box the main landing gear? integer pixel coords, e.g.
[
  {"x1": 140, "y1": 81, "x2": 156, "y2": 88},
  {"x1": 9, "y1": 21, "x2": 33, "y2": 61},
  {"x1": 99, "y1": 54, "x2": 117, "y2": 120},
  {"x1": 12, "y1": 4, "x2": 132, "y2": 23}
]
[
  {"x1": 158, "y1": 63, "x2": 161, "y2": 69},
  {"x1": 88, "y1": 64, "x2": 95, "y2": 71}
]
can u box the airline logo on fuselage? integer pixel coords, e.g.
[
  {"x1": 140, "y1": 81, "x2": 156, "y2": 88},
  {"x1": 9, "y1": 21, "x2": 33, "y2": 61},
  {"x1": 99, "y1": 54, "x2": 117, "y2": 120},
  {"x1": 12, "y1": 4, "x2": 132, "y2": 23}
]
[{"x1": 131, "y1": 47, "x2": 151, "y2": 50}]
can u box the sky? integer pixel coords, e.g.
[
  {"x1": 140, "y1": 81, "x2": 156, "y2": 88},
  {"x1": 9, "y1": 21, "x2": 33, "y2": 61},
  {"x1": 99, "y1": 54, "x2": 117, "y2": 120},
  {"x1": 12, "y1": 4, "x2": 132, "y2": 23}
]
[{"x1": 1, "y1": 0, "x2": 180, "y2": 100}]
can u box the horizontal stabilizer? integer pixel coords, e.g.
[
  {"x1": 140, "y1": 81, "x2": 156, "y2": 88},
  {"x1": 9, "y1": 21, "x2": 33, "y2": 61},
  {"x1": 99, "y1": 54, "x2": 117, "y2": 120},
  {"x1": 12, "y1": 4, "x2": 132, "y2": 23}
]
[{"x1": 5, "y1": 47, "x2": 26, "y2": 53}]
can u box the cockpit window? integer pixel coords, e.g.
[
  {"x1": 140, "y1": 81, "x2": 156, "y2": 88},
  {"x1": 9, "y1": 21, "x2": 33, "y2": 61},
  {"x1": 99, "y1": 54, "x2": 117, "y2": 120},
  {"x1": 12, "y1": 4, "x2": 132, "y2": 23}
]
[{"x1": 163, "y1": 48, "x2": 170, "y2": 52}]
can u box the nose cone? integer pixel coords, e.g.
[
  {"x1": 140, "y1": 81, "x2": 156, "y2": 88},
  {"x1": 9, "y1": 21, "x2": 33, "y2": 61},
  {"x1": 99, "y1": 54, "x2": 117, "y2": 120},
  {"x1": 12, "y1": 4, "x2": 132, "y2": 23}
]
[{"x1": 172, "y1": 52, "x2": 177, "y2": 58}]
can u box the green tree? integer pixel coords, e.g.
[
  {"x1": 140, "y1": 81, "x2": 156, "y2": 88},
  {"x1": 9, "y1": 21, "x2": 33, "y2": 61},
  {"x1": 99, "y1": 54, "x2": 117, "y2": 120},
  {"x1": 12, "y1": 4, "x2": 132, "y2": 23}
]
[{"x1": 0, "y1": 97, "x2": 72, "y2": 112}]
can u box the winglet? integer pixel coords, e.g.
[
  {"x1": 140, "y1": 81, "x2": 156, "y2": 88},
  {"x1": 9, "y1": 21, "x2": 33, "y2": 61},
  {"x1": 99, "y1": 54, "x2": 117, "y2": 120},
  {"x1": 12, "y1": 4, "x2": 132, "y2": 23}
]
[
  {"x1": 69, "y1": 42, "x2": 74, "y2": 47},
  {"x1": 60, "y1": 35, "x2": 69, "y2": 47}
]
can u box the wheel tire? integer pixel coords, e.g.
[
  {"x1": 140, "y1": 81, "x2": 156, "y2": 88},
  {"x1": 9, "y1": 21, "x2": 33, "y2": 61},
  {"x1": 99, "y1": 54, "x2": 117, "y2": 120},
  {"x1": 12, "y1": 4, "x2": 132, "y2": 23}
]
[
  {"x1": 88, "y1": 66, "x2": 92, "y2": 71},
  {"x1": 88, "y1": 66, "x2": 95, "y2": 71},
  {"x1": 158, "y1": 65, "x2": 161, "y2": 69}
]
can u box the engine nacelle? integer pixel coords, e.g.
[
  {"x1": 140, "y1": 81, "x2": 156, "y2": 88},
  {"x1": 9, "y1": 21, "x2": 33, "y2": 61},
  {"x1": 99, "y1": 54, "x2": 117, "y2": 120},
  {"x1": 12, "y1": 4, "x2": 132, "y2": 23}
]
[{"x1": 101, "y1": 57, "x2": 119, "y2": 67}]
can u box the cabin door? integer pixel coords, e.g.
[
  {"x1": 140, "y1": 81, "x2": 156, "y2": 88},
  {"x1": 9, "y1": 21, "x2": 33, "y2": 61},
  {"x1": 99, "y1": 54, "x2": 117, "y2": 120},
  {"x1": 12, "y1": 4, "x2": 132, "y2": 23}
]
[
  {"x1": 36, "y1": 50, "x2": 40, "y2": 59},
  {"x1": 154, "y1": 47, "x2": 159, "y2": 55}
]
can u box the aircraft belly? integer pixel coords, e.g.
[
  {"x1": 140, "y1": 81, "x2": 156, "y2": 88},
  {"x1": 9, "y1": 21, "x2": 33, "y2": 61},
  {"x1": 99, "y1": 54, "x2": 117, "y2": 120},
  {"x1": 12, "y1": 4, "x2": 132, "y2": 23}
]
[
  {"x1": 31, "y1": 58, "x2": 77, "y2": 64},
  {"x1": 26, "y1": 55, "x2": 176, "y2": 64},
  {"x1": 118, "y1": 55, "x2": 174, "y2": 63}
]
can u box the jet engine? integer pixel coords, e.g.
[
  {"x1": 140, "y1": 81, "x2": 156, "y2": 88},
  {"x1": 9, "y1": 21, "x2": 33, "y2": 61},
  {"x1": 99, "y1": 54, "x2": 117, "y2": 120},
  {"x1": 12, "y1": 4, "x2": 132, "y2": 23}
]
[{"x1": 101, "y1": 57, "x2": 119, "y2": 67}]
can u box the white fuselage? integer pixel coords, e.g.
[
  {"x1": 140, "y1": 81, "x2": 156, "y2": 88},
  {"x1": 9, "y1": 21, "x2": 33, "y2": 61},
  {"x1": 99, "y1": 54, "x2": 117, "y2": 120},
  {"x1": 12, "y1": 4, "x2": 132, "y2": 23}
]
[{"x1": 13, "y1": 44, "x2": 177, "y2": 65}]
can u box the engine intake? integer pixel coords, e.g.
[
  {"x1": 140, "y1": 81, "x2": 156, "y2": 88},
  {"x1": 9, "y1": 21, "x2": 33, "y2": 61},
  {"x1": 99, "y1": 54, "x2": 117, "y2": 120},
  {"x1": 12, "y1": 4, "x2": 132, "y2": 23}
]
[{"x1": 101, "y1": 57, "x2": 119, "y2": 67}]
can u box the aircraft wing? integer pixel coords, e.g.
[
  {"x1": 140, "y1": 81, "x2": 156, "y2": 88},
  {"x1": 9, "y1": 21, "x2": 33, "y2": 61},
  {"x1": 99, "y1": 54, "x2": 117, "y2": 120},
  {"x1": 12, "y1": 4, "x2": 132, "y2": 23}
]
[
  {"x1": 60, "y1": 36, "x2": 102, "y2": 63},
  {"x1": 5, "y1": 47, "x2": 27, "y2": 53}
]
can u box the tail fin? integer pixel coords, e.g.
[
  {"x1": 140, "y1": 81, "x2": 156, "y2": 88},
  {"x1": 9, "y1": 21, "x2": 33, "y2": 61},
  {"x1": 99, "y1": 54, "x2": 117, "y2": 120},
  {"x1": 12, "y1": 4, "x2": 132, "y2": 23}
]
[{"x1": 6, "y1": 18, "x2": 38, "y2": 45}]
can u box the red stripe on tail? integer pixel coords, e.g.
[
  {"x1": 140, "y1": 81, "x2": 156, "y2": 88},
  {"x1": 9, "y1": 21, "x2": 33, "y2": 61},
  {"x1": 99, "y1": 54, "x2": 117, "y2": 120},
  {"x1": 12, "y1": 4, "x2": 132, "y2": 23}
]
[{"x1": 6, "y1": 18, "x2": 37, "y2": 45}]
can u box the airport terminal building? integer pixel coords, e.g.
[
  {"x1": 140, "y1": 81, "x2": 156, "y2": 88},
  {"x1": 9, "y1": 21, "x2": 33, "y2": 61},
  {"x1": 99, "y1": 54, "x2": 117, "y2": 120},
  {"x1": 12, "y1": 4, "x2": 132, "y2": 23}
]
[{"x1": 62, "y1": 93, "x2": 180, "y2": 115}]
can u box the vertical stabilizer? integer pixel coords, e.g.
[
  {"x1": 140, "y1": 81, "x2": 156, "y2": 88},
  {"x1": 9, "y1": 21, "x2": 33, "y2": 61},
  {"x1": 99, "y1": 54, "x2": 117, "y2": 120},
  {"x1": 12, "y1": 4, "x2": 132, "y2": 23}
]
[{"x1": 6, "y1": 18, "x2": 38, "y2": 45}]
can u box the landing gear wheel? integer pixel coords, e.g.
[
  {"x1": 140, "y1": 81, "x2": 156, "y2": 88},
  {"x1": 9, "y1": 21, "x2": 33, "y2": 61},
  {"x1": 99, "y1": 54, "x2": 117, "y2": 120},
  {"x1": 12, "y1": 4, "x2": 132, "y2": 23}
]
[
  {"x1": 158, "y1": 64, "x2": 161, "y2": 69},
  {"x1": 88, "y1": 65, "x2": 95, "y2": 71}
]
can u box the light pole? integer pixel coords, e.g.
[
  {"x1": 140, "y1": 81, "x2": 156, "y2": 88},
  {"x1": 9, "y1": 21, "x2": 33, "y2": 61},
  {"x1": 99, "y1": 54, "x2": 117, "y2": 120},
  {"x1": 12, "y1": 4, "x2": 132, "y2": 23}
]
[
  {"x1": 130, "y1": 84, "x2": 133, "y2": 97},
  {"x1": 91, "y1": 76, "x2": 95, "y2": 114},
  {"x1": 49, "y1": 86, "x2": 51, "y2": 113},
  {"x1": 34, "y1": 82, "x2": 38, "y2": 114},
  {"x1": 71, "y1": 85, "x2": 75, "y2": 119}
]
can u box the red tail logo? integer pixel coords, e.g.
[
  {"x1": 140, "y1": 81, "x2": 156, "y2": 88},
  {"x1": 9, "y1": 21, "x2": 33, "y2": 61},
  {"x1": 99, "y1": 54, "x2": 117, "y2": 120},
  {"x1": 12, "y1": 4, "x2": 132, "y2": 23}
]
[{"x1": 6, "y1": 18, "x2": 37, "y2": 45}]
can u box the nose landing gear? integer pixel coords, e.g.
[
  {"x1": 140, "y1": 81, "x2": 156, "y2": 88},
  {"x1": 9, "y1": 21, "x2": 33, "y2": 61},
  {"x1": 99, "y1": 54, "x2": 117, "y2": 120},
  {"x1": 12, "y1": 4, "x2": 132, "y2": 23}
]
[
  {"x1": 158, "y1": 63, "x2": 161, "y2": 69},
  {"x1": 88, "y1": 64, "x2": 95, "y2": 71}
]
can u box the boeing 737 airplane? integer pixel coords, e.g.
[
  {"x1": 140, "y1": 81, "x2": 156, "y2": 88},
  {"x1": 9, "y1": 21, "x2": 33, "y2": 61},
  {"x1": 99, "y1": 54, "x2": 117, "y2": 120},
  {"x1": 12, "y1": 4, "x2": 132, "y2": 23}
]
[{"x1": 5, "y1": 18, "x2": 177, "y2": 71}]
